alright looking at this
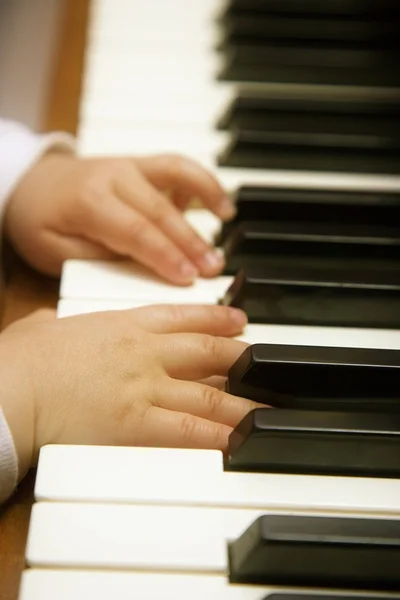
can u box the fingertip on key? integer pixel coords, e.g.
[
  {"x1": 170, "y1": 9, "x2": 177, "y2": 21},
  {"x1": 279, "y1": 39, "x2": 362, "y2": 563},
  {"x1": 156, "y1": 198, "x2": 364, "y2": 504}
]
[
  {"x1": 228, "y1": 307, "x2": 248, "y2": 327},
  {"x1": 179, "y1": 261, "x2": 199, "y2": 282},
  {"x1": 200, "y1": 248, "x2": 225, "y2": 272}
]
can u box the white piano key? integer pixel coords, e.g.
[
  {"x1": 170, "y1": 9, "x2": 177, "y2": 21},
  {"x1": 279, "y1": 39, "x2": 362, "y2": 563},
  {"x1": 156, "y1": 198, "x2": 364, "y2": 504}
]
[
  {"x1": 90, "y1": 0, "x2": 221, "y2": 31},
  {"x1": 184, "y1": 209, "x2": 222, "y2": 243},
  {"x1": 236, "y1": 323, "x2": 400, "y2": 350},
  {"x1": 79, "y1": 90, "x2": 231, "y2": 127},
  {"x1": 25, "y1": 503, "x2": 265, "y2": 571},
  {"x1": 84, "y1": 48, "x2": 221, "y2": 76},
  {"x1": 77, "y1": 127, "x2": 227, "y2": 161},
  {"x1": 80, "y1": 70, "x2": 234, "y2": 99},
  {"x1": 217, "y1": 167, "x2": 400, "y2": 194},
  {"x1": 81, "y1": 56, "x2": 222, "y2": 101},
  {"x1": 59, "y1": 260, "x2": 232, "y2": 302},
  {"x1": 34, "y1": 445, "x2": 400, "y2": 515},
  {"x1": 26, "y1": 502, "x2": 398, "y2": 572},
  {"x1": 18, "y1": 570, "x2": 276, "y2": 600}
]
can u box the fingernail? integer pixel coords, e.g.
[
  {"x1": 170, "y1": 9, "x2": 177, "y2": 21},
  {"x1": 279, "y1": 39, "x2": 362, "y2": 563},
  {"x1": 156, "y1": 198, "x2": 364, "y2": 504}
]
[
  {"x1": 218, "y1": 197, "x2": 236, "y2": 220},
  {"x1": 202, "y1": 248, "x2": 225, "y2": 270},
  {"x1": 228, "y1": 308, "x2": 248, "y2": 326},
  {"x1": 180, "y1": 261, "x2": 198, "y2": 280}
]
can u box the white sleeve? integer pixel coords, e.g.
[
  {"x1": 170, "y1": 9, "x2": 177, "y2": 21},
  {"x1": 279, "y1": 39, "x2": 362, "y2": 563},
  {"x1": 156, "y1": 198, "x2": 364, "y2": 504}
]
[
  {"x1": 0, "y1": 406, "x2": 18, "y2": 503},
  {"x1": 0, "y1": 118, "x2": 76, "y2": 225}
]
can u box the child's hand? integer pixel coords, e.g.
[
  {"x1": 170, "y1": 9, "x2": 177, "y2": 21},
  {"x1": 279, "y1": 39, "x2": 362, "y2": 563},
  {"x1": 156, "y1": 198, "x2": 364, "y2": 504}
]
[
  {"x1": 5, "y1": 153, "x2": 235, "y2": 284},
  {"x1": 0, "y1": 304, "x2": 260, "y2": 480}
]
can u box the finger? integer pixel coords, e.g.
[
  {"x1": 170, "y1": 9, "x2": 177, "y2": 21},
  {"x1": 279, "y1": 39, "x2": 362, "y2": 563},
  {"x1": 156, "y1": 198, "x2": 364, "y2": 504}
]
[
  {"x1": 196, "y1": 376, "x2": 227, "y2": 390},
  {"x1": 126, "y1": 304, "x2": 247, "y2": 335},
  {"x1": 136, "y1": 405, "x2": 233, "y2": 451},
  {"x1": 157, "y1": 334, "x2": 249, "y2": 380},
  {"x1": 158, "y1": 379, "x2": 261, "y2": 428},
  {"x1": 134, "y1": 154, "x2": 236, "y2": 220},
  {"x1": 35, "y1": 230, "x2": 117, "y2": 276},
  {"x1": 81, "y1": 194, "x2": 201, "y2": 285},
  {"x1": 115, "y1": 166, "x2": 225, "y2": 277}
]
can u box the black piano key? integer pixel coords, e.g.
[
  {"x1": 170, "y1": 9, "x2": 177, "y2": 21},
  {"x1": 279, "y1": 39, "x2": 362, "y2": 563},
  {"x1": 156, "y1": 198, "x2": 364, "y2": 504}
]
[
  {"x1": 220, "y1": 266, "x2": 400, "y2": 328},
  {"x1": 217, "y1": 95, "x2": 400, "y2": 137},
  {"x1": 217, "y1": 129, "x2": 400, "y2": 173},
  {"x1": 217, "y1": 186, "x2": 400, "y2": 244},
  {"x1": 226, "y1": 344, "x2": 400, "y2": 408},
  {"x1": 222, "y1": 220, "x2": 400, "y2": 275},
  {"x1": 227, "y1": 0, "x2": 398, "y2": 17},
  {"x1": 223, "y1": 220, "x2": 400, "y2": 260},
  {"x1": 218, "y1": 43, "x2": 400, "y2": 87},
  {"x1": 217, "y1": 12, "x2": 396, "y2": 47},
  {"x1": 227, "y1": 408, "x2": 400, "y2": 476},
  {"x1": 228, "y1": 514, "x2": 400, "y2": 588}
]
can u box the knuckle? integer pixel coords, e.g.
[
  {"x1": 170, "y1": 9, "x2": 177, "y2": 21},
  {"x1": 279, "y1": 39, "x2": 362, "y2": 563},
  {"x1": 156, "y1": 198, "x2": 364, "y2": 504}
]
[
  {"x1": 179, "y1": 413, "x2": 198, "y2": 445},
  {"x1": 201, "y1": 334, "x2": 221, "y2": 359},
  {"x1": 78, "y1": 159, "x2": 127, "y2": 205},
  {"x1": 78, "y1": 182, "x2": 108, "y2": 215},
  {"x1": 149, "y1": 200, "x2": 169, "y2": 226},
  {"x1": 126, "y1": 215, "x2": 148, "y2": 243},
  {"x1": 165, "y1": 304, "x2": 187, "y2": 325},
  {"x1": 200, "y1": 385, "x2": 224, "y2": 418}
]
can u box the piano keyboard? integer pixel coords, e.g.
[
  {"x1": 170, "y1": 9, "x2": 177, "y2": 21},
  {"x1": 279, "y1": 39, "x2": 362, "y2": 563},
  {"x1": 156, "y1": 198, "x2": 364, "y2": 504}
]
[{"x1": 18, "y1": 0, "x2": 400, "y2": 599}]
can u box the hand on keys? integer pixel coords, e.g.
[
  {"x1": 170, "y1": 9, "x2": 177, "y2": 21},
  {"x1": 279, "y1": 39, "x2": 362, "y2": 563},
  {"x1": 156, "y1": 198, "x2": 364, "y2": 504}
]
[
  {"x1": 0, "y1": 304, "x2": 261, "y2": 482},
  {"x1": 4, "y1": 153, "x2": 235, "y2": 284}
]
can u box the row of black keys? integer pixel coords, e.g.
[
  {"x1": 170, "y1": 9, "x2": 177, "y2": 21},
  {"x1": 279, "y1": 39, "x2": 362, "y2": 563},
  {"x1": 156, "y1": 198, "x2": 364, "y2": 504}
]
[
  {"x1": 225, "y1": 343, "x2": 400, "y2": 477},
  {"x1": 215, "y1": 94, "x2": 400, "y2": 174},
  {"x1": 228, "y1": 514, "x2": 400, "y2": 590},
  {"x1": 216, "y1": 186, "x2": 400, "y2": 328},
  {"x1": 216, "y1": 0, "x2": 400, "y2": 87}
]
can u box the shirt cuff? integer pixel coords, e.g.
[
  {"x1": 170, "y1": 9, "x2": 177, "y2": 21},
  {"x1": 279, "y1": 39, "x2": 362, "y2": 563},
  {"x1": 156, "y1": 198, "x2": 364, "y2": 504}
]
[
  {"x1": 0, "y1": 405, "x2": 18, "y2": 504},
  {"x1": 0, "y1": 119, "x2": 76, "y2": 223}
]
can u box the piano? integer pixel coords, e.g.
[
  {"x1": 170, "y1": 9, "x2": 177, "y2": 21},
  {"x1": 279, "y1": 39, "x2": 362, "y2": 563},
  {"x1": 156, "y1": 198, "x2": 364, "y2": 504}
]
[{"x1": 17, "y1": 0, "x2": 400, "y2": 598}]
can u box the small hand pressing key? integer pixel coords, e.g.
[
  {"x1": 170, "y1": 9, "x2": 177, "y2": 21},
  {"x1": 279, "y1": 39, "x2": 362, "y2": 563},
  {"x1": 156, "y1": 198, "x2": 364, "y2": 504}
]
[
  {"x1": 5, "y1": 152, "x2": 235, "y2": 285},
  {"x1": 0, "y1": 304, "x2": 261, "y2": 484}
]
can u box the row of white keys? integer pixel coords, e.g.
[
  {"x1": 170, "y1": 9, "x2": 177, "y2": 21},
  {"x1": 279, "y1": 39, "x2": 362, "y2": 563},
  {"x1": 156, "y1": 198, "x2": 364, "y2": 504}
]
[
  {"x1": 19, "y1": 570, "x2": 302, "y2": 600},
  {"x1": 80, "y1": 0, "x2": 232, "y2": 138},
  {"x1": 34, "y1": 445, "x2": 400, "y2": 513},
  {"x1": 58, "y1": 259, "x2": 400, "y2": 350},
  {"x1": 25, "y1": 502, "x2": 400, "y2": 571}
]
